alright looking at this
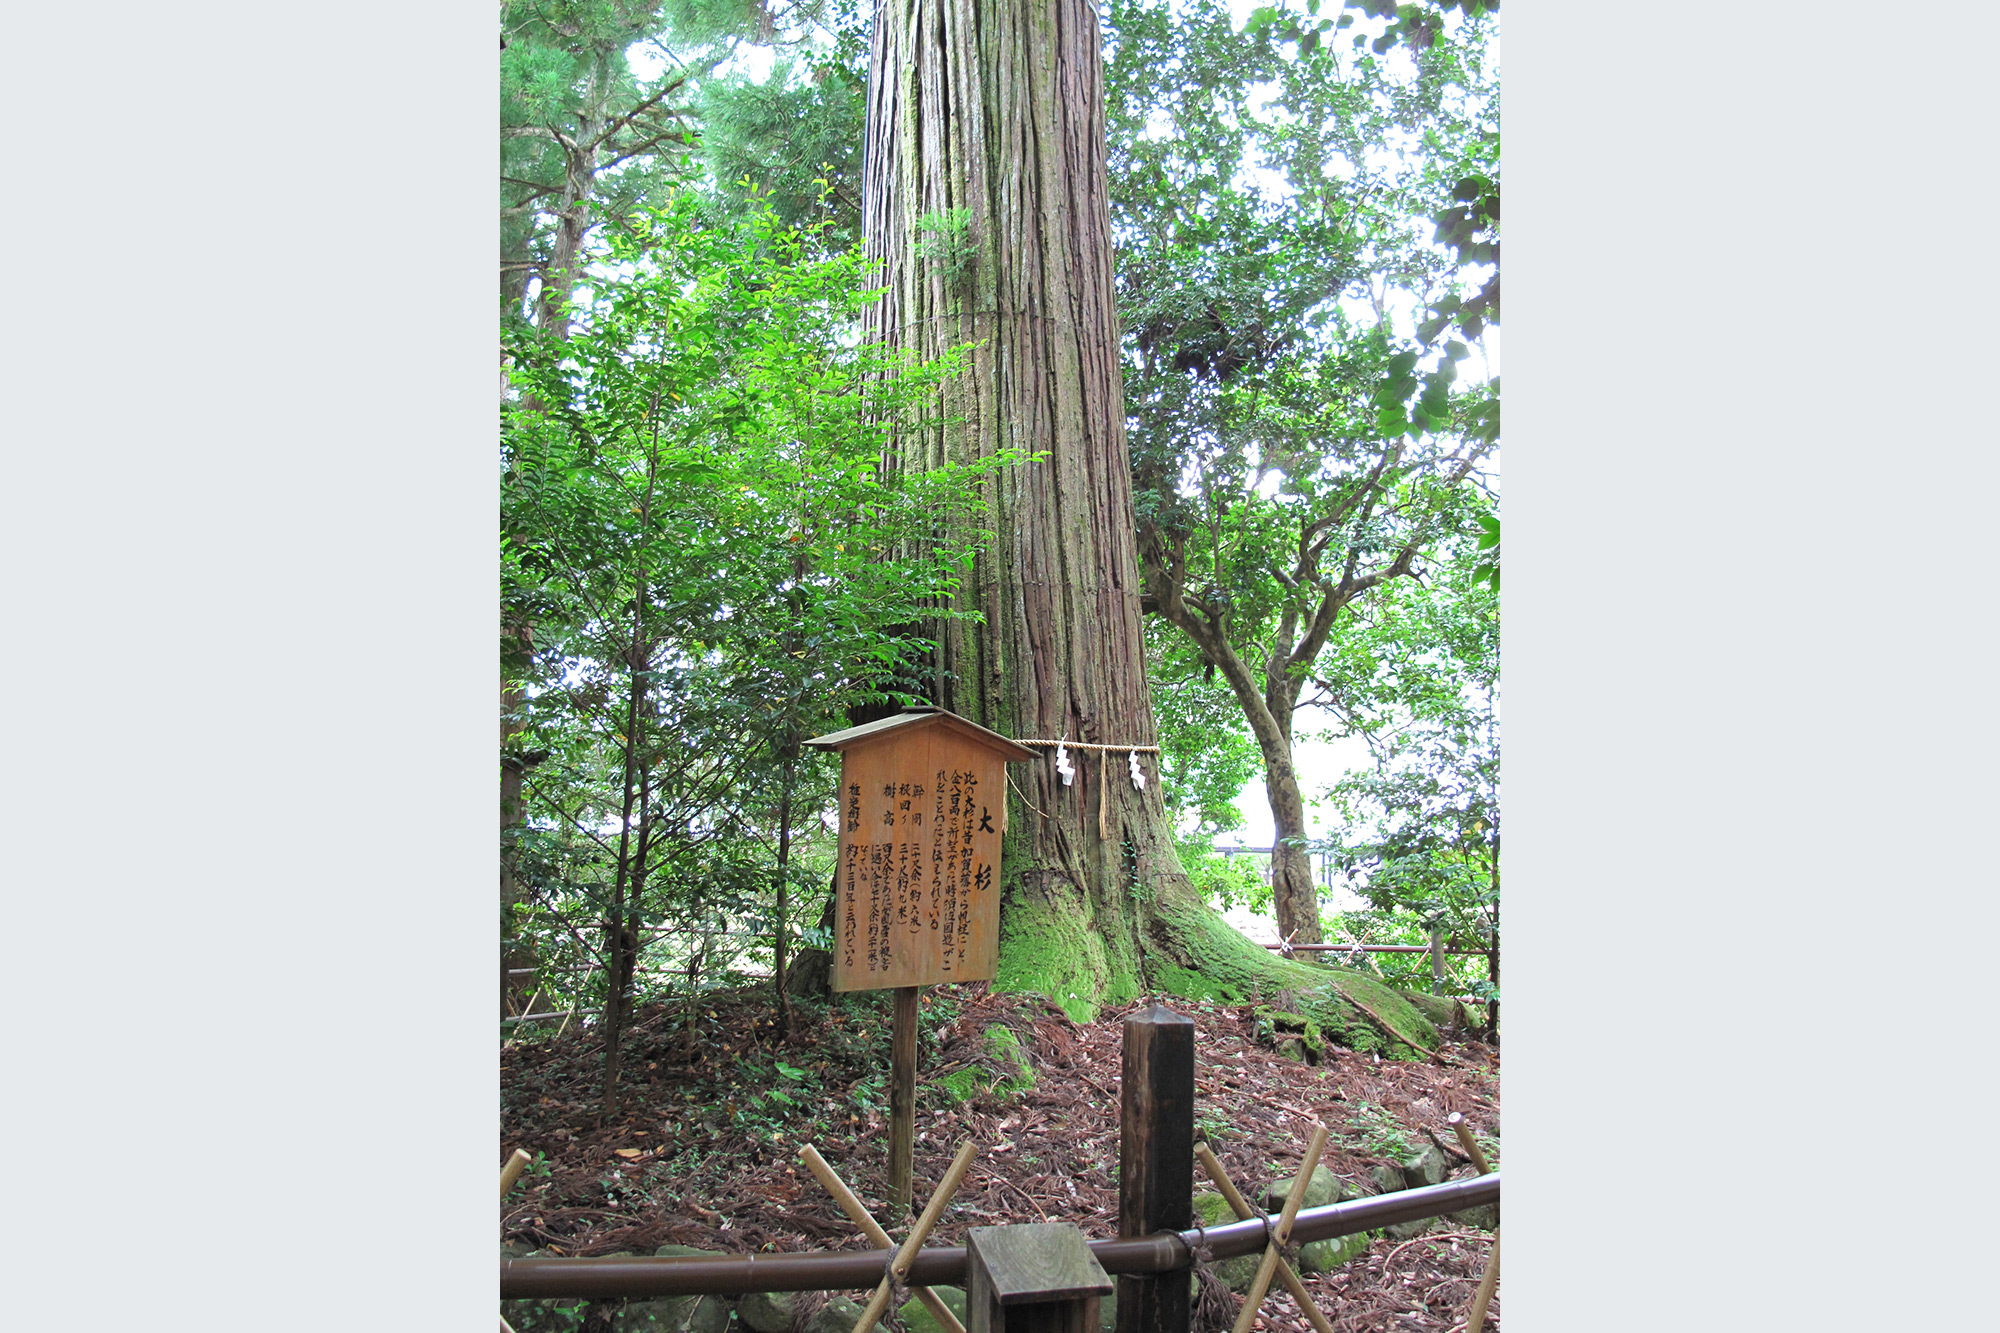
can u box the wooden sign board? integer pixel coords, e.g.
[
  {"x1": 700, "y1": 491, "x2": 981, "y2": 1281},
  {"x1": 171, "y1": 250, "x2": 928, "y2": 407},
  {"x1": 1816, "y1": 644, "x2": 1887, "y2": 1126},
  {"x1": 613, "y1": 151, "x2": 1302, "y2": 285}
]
[{"x1": 805, "y1": 710, "x2": 1036, "y2": 992}]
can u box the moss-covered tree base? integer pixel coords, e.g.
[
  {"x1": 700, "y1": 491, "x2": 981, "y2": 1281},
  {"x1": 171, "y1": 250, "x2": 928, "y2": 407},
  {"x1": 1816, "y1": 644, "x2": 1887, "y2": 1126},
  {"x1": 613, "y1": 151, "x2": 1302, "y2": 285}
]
[
  {"x1": 991, "y1": 886, "x2": 1440, "y2": 1057},
  {"x1": 991, "y1": 874, "x2": 1146, "y2": 1022}
]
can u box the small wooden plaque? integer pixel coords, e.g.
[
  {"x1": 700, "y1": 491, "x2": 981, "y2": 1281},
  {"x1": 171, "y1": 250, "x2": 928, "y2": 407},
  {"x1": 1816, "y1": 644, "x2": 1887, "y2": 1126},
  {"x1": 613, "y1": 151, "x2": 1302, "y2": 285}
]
[{"x1": 806, "y1": 710, "x2": 1035, "y2": 992}]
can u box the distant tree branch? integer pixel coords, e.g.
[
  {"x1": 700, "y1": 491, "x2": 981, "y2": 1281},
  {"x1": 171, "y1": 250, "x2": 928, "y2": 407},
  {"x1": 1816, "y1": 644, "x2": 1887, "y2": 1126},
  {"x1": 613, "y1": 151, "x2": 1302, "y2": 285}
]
[{"x1": 586, "y1": 76, "x2": 694, "y2": 153}]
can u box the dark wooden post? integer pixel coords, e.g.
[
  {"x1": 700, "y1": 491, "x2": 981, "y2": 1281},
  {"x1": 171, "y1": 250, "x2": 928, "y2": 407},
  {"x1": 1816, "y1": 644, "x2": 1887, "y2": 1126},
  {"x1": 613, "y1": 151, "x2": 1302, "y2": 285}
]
[
  {"x1": 889, "y1": 984, "x2": 920, "y2": 1212},
  {"x1": 1428, "y1": 926, "x2": 1444, "y2": 995},
  {"x1": 967, "y1": 1223, "x2": 1113, "y2": 1333},
  {"x1": 1117, "y1": 1003, "x2": 1194, "y2": 1333}
]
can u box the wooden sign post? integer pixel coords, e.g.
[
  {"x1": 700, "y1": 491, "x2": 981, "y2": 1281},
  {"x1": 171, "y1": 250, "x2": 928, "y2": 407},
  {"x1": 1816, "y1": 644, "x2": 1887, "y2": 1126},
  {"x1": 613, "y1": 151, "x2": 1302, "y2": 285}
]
[{"x1": 805, "y1": 708, "x2": 1035, "y2": 1212}]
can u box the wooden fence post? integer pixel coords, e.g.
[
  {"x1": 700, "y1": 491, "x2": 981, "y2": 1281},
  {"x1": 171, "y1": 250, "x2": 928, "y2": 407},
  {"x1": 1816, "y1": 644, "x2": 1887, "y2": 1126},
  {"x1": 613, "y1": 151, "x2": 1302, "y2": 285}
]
[
  {"x1": 1117, "y1": 1003, "x2": 1194, "y2": 1333},
  {"x1": 1428, "y1": 926, "x2": 1444, "y2": 995}
]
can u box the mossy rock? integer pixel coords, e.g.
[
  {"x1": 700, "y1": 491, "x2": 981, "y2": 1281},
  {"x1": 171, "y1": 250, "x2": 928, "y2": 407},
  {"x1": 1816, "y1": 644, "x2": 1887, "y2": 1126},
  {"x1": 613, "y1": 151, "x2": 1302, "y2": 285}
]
[
  {"x1": 1205, "y1": 1169, "x2": 1367, "y2": 1275},
  {"x1": 805, "y1": 1296, "x2": 865, "y2": 1333},
  {"x1": 1187, "y1": 1195, "x2": 1262, "y2": 1289},
  {"x1": 939, "y1": 1025, "x2": 1037, "y2": 1105},
  {"x1": 1211, "y1": 1250, "x2": 1261, "y2": 1292},
  {"x1": 1448, "y1": 1202, "x2": 1500, "y2": 1231},
  {"x1": 898, "y1": 1285, "x2": 968, "y2": 1333},
  {"x1": 738, "y1": 1291, "x2": 793, "y2": 1333},
  {"x1": 1193, "y1": 1190, "x2": 1238, "y2": 1227},
  {"x1": 1298, "y1": 1229, "x2": 1371, "y2": 1273},
  {"x1": 1259, "y1": 1164, "x2": 1345, "y2": 1214},
  {"x1": 1398, "y1": 1144, "x2": 1449, "y2": 1189}
]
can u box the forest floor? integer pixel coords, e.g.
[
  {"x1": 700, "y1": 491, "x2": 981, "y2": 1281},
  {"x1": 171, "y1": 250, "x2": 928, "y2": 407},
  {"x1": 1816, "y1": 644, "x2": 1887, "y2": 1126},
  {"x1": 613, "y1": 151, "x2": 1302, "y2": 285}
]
[{"x1": 501, "y1": 981, "x2": 1500, "y2": 1332}]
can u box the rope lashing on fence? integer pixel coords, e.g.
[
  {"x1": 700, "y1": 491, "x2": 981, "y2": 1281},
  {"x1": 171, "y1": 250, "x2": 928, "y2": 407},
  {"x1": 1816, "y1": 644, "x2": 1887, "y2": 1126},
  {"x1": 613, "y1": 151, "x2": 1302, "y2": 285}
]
[
  {"x1": 1193, "y1": 1143, "x2": 1336, "y2": 1333},
  {"x1": 798, "y1": 1144, "x2": 967, "y2": 1333},
  {"x1": 851, "y1": 1140, "x2": 980, "y2": 1333},
  {"x1": 1228, "y1": 1123, "x2": 1332, "y2": 1333},
  {"x1": 1184, "y1": 1214, "x2": 1236, "y2": 1333}
]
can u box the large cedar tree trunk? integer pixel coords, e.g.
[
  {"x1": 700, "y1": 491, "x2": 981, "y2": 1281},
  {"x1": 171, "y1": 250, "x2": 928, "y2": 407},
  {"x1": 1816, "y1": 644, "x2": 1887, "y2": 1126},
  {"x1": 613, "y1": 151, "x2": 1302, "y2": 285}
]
[
  {"x1": 860, "y1": 0, "x2": 1188, "y2": 1014},
  {"x1": 856, "y1": 0, "x2": 1424, "y2": 1030}
]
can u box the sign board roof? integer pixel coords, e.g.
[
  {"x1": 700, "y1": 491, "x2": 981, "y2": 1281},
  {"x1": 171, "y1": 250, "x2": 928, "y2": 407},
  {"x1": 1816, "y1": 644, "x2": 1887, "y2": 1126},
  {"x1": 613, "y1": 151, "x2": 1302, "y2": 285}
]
[{"x1": 805, "y1": 708, "x2": 1038, "y2": 763}]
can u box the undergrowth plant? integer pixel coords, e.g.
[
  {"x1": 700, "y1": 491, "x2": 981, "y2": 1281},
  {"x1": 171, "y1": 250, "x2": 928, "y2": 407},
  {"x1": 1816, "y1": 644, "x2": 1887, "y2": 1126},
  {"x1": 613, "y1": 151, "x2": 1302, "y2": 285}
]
[{"x1": 1345, "y1": 1100, "x2": 1414, "y2": 1159}]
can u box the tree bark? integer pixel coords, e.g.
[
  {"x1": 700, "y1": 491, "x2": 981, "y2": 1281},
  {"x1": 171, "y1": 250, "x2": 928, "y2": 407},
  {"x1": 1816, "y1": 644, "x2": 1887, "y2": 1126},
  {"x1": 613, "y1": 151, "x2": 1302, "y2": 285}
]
[
  {"x1": 860, "y1": 0, "x2": 1192, "y2": 1008},
  {"x1": 1264, "y1": 752, "x2": 1322, "y2": 949}
]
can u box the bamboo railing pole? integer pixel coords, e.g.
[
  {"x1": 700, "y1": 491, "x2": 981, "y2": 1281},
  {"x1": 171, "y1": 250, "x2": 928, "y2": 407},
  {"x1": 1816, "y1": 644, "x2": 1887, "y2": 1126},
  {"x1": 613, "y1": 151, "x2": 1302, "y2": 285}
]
[
  {"x1": 852, "y1": 1140, "x2": 978, "y2": 1333},
  {"x1": 1446, "y1": 1113, "x2": 1492, "y2": 1176},
  {"x1": 801, "y1": 1144, "x2": 968, "y2": 1333},
  {"x1": 1195, "y1": 1144, "x2": 1335, "y2": 1333},
  {"x1": 1229, "y1": 1124, "x2": 1329, "y2": 1333},
  {"x1": 500, "y1": 1148, "x2": 533, "y2": 1198},
  {"x1": 1466, "y1": 1230, "x2": 1499, "y2": 1332},
  {"x1": 1446, "y1": 1113, "x2": 1498, "y2": 1332}
]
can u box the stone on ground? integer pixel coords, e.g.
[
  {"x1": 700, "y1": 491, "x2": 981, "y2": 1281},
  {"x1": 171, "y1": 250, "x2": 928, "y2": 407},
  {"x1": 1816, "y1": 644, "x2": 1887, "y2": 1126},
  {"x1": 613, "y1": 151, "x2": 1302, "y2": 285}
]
[
  {"x1": 738, "y1": 1290, "x2": 794, "y2": 1333},
  {"x1": 1297, "y1": 1230, "x2": 1371, "y2": 1273},
  {"x1": 805, "y1": 1295, "x2": 865, "y2": 1333},
  {"x1": 1259, "y1": 1164, "x2": 1345, "y2": 1214},
  {"x1": 1448, "y1": 1201, "x2": 1500, "y2": 1231},
  {"x1": 613, "y1": 1294, "x2": 731, "y2": 1333},
  {"x1": 1398, "y1": 1143, "x2": 1449, "y2": 1188}
]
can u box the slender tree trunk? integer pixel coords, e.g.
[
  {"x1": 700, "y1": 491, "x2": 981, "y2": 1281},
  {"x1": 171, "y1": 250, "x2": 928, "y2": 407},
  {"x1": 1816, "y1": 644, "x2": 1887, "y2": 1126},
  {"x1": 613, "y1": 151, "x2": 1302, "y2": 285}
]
[
  {"x1": 773, "y1": 756, "x2": 795, "y2": 1037},
  {"x1": 861, "y1": 0, "x2": 1193, "y2": 1007},
  {"x1": 600, "y1": 637, "x2": 649, "y2": 1119},
  {"x1": 1149, "y1": 589, "x2": 1325, "y2": 947},
  {"x1": 535, "y1": 55, "x2": 608, "y2": 338},
  {"x1": 1263, "y1": 755, "x2": 1323, "y2": 948},
  {"x1": 1485, "y1": 848, "x2": 1500, "y2": 1043},
  {"x1": 602, "y1": 414, "x2": 665, "y2": 1117},
  {"x1": 501, "y1": 622, "x2": 537, "y2": 1017}
]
